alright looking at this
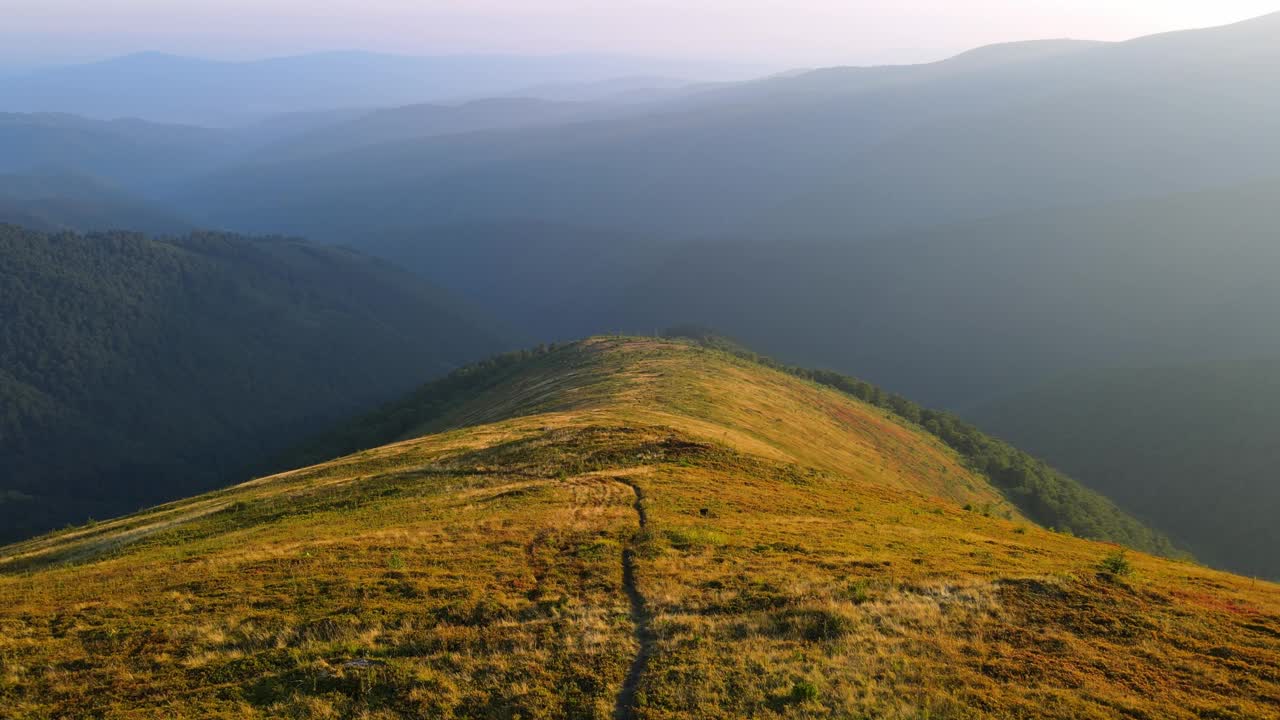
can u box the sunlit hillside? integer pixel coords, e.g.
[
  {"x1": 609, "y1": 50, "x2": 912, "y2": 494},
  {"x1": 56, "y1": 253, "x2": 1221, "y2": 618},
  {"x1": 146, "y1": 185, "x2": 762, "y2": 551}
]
[{"x1": 1, "y1": 338, "x2": 1275, "y2": 719}]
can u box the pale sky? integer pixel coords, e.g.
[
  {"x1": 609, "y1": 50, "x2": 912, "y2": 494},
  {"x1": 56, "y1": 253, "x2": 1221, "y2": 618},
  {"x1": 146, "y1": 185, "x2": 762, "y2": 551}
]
[{"x1": 1, "y1": 0, "x2": 1278, "y2": 69}]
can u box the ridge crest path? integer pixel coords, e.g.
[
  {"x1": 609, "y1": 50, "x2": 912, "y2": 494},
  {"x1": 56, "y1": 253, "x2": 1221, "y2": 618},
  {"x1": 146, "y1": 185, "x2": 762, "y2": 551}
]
[{"x1": 613, "y1": 477, "x2": 652, "y2": 720}]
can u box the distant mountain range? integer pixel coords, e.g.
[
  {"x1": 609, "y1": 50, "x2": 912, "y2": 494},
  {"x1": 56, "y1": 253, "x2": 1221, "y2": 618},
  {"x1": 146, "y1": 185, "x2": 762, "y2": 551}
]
[
  {"x1": 0, "y1": 51, "x2": 764, "y2": 125},
  {"x1": 255, "y1": 98, "x2": 618, "y2": 162},
  {"x1": 3, "y1": 16, "x2": 1279, "y2": 396},
  {"x1": 4, "y1": 15, "x2": 1280, "y2": 406},
  {"x1": 176, "y1": 15, "x2": 1280, "y2": 240}
]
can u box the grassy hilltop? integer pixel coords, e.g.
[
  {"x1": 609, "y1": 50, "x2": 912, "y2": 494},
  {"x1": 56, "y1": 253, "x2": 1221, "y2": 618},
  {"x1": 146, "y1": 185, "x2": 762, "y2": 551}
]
[{"x1": 1, "y1": 338, "x2": 1277, "y2": 719}]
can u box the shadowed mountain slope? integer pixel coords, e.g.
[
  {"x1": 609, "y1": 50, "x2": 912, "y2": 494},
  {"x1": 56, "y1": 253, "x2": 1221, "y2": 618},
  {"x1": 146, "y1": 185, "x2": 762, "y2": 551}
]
[
  {"x1": 971, "y1": 358, "x2": 1280, "y2": 580},
  {"x1": 0, "y1": 225, "x2": 504, "y2": 544},
  {"x1": 593, "y1": 179, "x2": 1280, "y2": 407},
  {"x1": 3, "y1": 338, "x2": 1271, "y2": 720},
  {"x1": 0, "y1": 173, "x2": 191, "y2": 234},
  {"x1": 255, "y1": 98, "x2": 611, "y2": 162}
]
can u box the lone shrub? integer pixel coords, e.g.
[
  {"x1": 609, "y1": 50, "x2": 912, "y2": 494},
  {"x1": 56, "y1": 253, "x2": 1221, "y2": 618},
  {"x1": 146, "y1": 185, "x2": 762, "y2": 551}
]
[
  {"x1": 1099, "y1": 549, "x2": 1134, "y2": 578},
  {"x1": 790, "y1": 680, "x2": 819, "y2": 704}
]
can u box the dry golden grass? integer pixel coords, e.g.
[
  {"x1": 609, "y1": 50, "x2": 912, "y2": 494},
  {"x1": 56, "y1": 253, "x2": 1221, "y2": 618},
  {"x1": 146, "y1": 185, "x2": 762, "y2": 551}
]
[{"x1": 0, "y1": 338, "x2": 1276, "y2": 719}]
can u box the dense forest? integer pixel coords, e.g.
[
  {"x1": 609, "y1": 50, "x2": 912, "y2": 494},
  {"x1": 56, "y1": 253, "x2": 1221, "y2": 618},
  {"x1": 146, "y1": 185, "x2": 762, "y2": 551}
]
[
  {"x1": 0, "y1": 225, "x2": 503, "y2": 542},
  {"x1": 972, "y1": 360, "x2": 1280, "y2": 579}
]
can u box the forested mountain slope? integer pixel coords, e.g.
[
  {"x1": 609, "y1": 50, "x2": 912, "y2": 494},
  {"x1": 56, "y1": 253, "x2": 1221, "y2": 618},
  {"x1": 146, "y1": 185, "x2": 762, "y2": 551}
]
[
  {"x1": 0, "y1": 225, "x2": 504, "y2": 543},
  {"x1": 0, "y1": 173, "x2": 190, "y2": 234},
  {"x1": 0, "y1": 112, "x2": 236, "y2": 191},
  {"x1": 1, "y1": 338, "x2": 1272, "y2": 720},
  {"x1": 971, "y1": 358, "x2": 1280, "y2": 580}
]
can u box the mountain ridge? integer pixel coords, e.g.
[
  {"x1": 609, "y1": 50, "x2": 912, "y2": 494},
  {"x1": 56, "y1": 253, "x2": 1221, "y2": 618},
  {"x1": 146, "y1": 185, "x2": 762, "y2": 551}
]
[
  {"x1": 0, "y1": 336, "x2": 1273, "y2": 720},
  {"x1": 283, "y1": 334, "x2": 1178, "y2": 556}
]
